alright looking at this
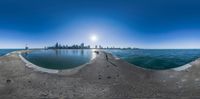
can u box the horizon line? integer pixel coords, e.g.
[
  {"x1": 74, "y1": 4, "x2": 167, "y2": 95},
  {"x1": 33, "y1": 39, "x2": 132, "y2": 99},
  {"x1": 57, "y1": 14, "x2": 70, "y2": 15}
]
[{"x1": 1, "y1": 47, "x2": 200, "y2": 50}]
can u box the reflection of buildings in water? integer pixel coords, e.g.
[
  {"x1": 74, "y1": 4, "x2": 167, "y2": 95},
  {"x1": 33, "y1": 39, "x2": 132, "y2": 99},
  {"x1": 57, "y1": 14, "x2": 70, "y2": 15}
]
[
  {"x1": 55, "y1": 50, "x2": 58, "y2": 56},
  {"x1": 72, "y1": 50, "x2": 79, "y2": 54},
  {"x1": 80, "y1": 49, "x2": 84, "y2": 56},
  {"x1": 62, "y1": 49, "x2": 68, "y2": 55},
  {"x1": 65, "y1": 50, "x2": 68, "y2": 54},
  {"x1": 50, "y1": 49, "x2": 95, "y2": 59},
  {"x1": 54, "y1": 49, "x2": 62, "y2": 56}
]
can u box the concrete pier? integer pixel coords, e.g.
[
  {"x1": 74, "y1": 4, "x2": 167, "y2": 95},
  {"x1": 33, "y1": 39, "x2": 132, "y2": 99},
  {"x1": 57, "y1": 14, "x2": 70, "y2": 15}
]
[{"x1": 0, "y1": 50, "x2": 200, "y2": 98}]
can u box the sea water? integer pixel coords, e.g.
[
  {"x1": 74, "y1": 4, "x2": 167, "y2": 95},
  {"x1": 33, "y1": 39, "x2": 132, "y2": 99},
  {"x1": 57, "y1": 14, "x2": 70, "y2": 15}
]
[
  {"x1": 105, "y1": 49, "x2": 200, "y2": 70},
  {"x1": 0, "y1": 49, "x2": 21, "y2": 56},
  {"x1": 22, "y1": 49, "x2": 96, "y2": 69}
]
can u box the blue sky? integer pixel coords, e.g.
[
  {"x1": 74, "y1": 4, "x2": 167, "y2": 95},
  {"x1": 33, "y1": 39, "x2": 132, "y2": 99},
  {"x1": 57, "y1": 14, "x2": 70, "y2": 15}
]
[{"x1": 0, "y1": 0, "x2": 200, "y2": 48}]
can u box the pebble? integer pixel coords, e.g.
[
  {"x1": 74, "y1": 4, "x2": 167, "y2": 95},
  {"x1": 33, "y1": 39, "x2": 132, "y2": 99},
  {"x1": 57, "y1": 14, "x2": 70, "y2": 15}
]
[
  {"x1": 6, "y1": 79, "x2": 11, "y2": 84},
  {"x1": 107, "y1": 76, "x2": 111, "y2": 79},
  {"x1": 40, "y1": 92, "x2": 48, "y2": 97},
  {"x1": 98, "y1": 75, "x2": 102, "y2": 80},
  {"x1": 181, "y1": 79, "x2": 186, "y2": 82}
]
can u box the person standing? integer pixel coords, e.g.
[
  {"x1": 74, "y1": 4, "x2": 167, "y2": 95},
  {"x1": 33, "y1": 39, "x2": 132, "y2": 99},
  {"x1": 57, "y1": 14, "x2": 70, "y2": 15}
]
[{"x1": 106, "y1": 53, "x2": 108, "y2": 61}]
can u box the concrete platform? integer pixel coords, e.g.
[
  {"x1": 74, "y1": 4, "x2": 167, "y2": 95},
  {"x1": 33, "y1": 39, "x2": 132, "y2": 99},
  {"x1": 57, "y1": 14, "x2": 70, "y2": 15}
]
[{"x1": 0, "y1": 50, "x2": 200, "y2": 99}]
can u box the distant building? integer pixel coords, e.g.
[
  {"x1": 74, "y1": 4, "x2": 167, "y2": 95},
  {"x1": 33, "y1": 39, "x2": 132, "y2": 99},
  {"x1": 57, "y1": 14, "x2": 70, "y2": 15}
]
[
  {"x1": 99, "y1": 45, "x2": 103, "y2": 49},
  {"x1": 81, "y1": 43, "x2": 84, "y2": 49},
  {"x1": 25, "y1": 44, "x2": 29, "y2": 50},
  {"x1": 47, "y1": 43, "x2": 115, "y2": 49},
  {"x1": 55, "y1": 42, "x2": 59, "y2": 49},
  {"x1": 87, "y1": 45, "x2": 90, "y2": 49},
  {"x1": 44, "y1": 46, "x2": 48, "y2": 50}
]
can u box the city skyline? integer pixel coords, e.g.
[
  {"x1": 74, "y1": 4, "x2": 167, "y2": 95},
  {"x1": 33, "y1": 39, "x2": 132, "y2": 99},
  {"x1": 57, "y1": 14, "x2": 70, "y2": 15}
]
[
  {"x1": 46, "y1": 42, "x2": 136, "y2": 49},
  {"x1": 0, "y1": 0, "x2": 200, "y2": 49}
]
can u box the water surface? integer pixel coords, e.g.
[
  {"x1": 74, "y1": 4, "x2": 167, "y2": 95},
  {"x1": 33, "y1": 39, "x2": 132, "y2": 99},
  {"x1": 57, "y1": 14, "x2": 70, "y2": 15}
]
[
  {"x1": 0, "y1": 49, "x2": 21, "y2": 56},
  {"x1": 22, "y1": 49, "x2": 96, "y2": 69},
  {"x1": 105, "y1": 49, "x2": 200, "y2": 70}
]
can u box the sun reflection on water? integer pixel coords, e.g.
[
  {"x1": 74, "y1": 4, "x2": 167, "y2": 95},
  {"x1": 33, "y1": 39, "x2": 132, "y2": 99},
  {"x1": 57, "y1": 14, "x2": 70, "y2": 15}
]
[{"x1": 91, "y1": 49, "x2": 97, "y2": 60}]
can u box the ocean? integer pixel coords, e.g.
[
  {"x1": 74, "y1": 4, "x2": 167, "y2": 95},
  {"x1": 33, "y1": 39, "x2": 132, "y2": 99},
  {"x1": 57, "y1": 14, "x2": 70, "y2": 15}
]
[{"x1": 105, "y1": 49, "x2": 200, "y2": 70}]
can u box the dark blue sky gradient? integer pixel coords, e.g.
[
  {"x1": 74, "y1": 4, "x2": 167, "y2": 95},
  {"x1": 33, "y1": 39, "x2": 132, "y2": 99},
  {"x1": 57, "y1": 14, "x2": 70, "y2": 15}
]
[{"x1": 0, "y1": 0, "x2": 200, "y2": 48}]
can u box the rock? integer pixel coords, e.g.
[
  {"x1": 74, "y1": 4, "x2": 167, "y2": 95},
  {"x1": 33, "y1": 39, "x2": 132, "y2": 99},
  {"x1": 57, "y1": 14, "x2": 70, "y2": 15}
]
[
  {"x1": 107, "y1": 76, "x2": 111, "y2": 79},
  {"x1": 116, "y1": 74, "x2": 119, "y2": 77},
  {"x1": 6, "y1": 79, "x2": 11, "y2": 84},
  {"x1": 40, "y1": 92, "x2": 48, "y2": 97}
]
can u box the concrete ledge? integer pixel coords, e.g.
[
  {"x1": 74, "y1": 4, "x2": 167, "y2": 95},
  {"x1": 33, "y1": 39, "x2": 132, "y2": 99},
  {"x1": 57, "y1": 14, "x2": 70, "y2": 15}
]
[
  {"x1": 17, "y1": 50, "x2": 98, "y2": 75},
  {"x1": 173, "y1": 58, "x2": 200, "y2": 71},
  {"x1": 19, "y1": 53, "x2": 59, "y2": 73},
  {"x1": 1, "y1": 49, "x2": 200, "y2": 98}
]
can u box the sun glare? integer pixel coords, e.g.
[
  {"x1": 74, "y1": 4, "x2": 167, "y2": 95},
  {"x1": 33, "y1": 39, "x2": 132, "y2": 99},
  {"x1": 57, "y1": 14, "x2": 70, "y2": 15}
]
[{"x1": 90, "y1": 35, "x2": 98, "y2": 42}]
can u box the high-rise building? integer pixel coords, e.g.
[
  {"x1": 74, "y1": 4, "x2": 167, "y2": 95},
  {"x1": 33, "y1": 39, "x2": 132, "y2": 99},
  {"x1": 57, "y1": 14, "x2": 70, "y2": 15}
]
[
  {"x1": 55, "y1": 42, "x2": 59, "y2": 49},
  {"x1": 99, "y1": 45, "x2": 103, "y2": 49},
  {"x1": 81, "y1": 43, "x2": 84, "y2": 49},
  {"x1": 87, "y1": 45, "x2": 90, "y2": 49},
  {"x1": 25, "y1": 44, "x2": 29, "y2": 50}
]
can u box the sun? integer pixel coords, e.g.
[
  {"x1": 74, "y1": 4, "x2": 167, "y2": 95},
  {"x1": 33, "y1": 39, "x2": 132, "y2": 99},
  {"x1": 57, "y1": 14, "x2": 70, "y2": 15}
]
[{"x1": 90, "y1": 35, "x2": 98, "y2": 42}]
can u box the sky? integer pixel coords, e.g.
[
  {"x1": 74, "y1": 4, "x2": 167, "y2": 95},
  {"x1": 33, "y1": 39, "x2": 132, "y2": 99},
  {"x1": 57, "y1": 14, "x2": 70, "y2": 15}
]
[{"x1": 0, "y1": 0, "x2": 200, "y2": 49}]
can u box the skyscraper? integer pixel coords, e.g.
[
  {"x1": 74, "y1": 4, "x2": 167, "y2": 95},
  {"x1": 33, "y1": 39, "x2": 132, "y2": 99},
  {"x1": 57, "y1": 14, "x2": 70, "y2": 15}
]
[
  {"x1": 95, "y1": 45, "x2": 98, "y2": 49},
  {"x1": 81, "y1": 43, "x2": 84, "y2": 49}
]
